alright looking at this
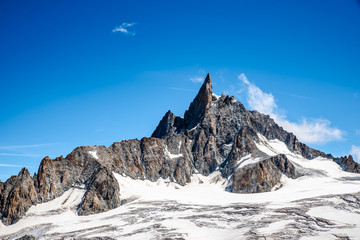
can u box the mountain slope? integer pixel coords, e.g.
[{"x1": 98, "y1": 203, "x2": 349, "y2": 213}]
[{"x1": 0, "y1": 74, "x2": 359, "y2": 239}]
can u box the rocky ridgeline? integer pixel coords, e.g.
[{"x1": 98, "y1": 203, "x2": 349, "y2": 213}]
[{"x1": 0, "y1": 74, "x2": 359, "y2": 226}]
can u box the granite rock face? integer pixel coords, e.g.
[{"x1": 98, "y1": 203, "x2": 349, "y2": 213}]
[
  {"x1": 231, "y1": 154, "x2": 299, "y2": 193},
  {"x1": 0, "y1": 73, "x2": 349, "y2": 226},
  {"x1": 15, "y1": 235, "x2": 36, "y2": 240},
  {"x1": 249, "y1": 111, "x2": 331, "y2": 159},
  {"x1": 221, "y1": 128, "x2": 257, "y2": 178},
  {"x1": 334, "y1": 155, "x2": 360, "y2": 173},
  {"x1": 151, "y1": 110, "x2": 184, "y2": 139},
  {"x1": 0, "y1": 168, "x2": 37, "y2": 225},
  {"x1": 184, "y1": 73, "x2": 213, "y2": 130},
  {"x1": 78, "y1": 166, "x2": 120, "y2": 215}
]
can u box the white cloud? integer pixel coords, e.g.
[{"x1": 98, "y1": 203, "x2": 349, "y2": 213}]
[
  {"x1": 350, "y1": 145, "x2": 360, "y2": 162},
  {"x1": 274, "y1": 118, "x2": 343, "y2": 144},
  {"x1": 0, "y1": 163, "x2": 22, "y2": 167},
  {"x1": 190, "y1": 69, "x2": 206, "y2": 83},
  {"x1": 239, "y1": 73, "x2": 277, "y2": 116},
  {"x1": 238, "y1": 73, "x2": 344, "y2": 144},
  {"x1": 170, "y1": 87, "x2": 196, "y2": 92},
  {"x1": 0, "y1": 153, "x2": 45, "y2": 157},
  {"x1": 0, "y1": 143, "x2": 59, "y2": 149},
  {"x1": 356, "y1": 130, "x2": 360, "y2": 135},
  {"x1": 112, "y1": 23, "x2": 136, "y2": 36},
  {"x1": 190, "y1": 76, "x2": 203, "y2": 83}
]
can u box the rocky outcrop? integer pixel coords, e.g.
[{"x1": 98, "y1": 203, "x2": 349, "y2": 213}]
[
  {"x1": 15, "y1": 235, "x2": 36, "y2": 240},
  {"x1": 221, "y1": 128, "x2": 257, "y2": 177},
  {"x1": 109, "y1": 134, "x2": 194, "y2": 185},
  {"x1": 183, "y1": 73, "x2": 213, "y2": 130},
  {"x1": 35, "y1": 155, "x2": 82, "y2": 203},
  {"x1": 0, "y1": 168, "x2": 37, "y2": 225},
  {"x1": 0, "y1": 147, "x2": 122, "y2": 225},
  {"x1": 151, "y1": 110, "x2": 184, "y2": 139},
  {"x1": 334, "y1": 155, "x2": 360, "y2": 173},
  {"x1": 231, "y1": 154, "x2": 299, "y2": 193},
  {"x1": 78, "y1": 166, "x2": 120, "y2": 215},
  {"x1": 249, "y1": 111, "x2": 330, "y2": 159}
]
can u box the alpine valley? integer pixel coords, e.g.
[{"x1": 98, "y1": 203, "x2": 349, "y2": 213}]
[{"x1": 1, "y1": 74, "x2": 360, "y2": 240}]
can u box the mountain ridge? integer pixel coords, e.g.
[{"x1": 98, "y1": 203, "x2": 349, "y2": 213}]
[{"x1": 0, "y1": 73, "x2": 359, "y2": 227}]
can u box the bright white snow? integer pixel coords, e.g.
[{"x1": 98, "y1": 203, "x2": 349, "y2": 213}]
[
  {"x1": 164, "y1": 146, "x2": 183, "y2": 159},
  {"x1": 88, "y1": 150, "x2": 99, "y2": 159}
]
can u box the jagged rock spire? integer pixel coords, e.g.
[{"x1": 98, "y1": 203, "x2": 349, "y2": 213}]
[
  {"x1": 184, "y1": 73, "x2": 213, "y2": 130},
  {"x1": 151, "y1": 110, "x2": 184, "y2": 139}
]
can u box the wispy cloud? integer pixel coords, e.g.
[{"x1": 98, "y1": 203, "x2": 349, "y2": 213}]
[
  {"x1": 170, "y1": 87, "x2": 196, "y2": 92},
  {"x1": 351, "y1": 145, "x2": 360, "y2": 162},
  {"x1": 281, "y1": 93, "x2": 314, "y2": 101},
  {"x1": 238, "y1": 73, "x2": 344, "y2": 144},
  {"x1": 239, "y1": 74, "x2": 277, "y2": 116},
  {"x1": 190, "y1": 77, "x2": 203, "y2": 83},
  {"x1": 112, "y1": 22, "x2": 136, "y2": 36},
  {"x1": 0, "y1": 163, "x2": 23, "y2": 167},
  {"x1": 0, "y1": 143, "x2": 59, "y2": 150},
  {"x1": 0, "y1": 153, "x2": 45, "y2": 157},
  {"x1": 190, "y1": 69, "x2": 206, "y2": 83},
  {"x1": 356, "y1": 130, "x2": 360, "y2": 135}
]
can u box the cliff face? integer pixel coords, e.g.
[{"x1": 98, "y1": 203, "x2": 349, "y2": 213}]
[
  {"x1": 0, "y1": 73, "x2": 351, "y2": 226},
  {"x1": 231, "y1": 154, "x2": 299, "y2": 193},
  {"x1": 0, "y1": 168, "x2": 37, "y2": 225},
  {"x1": 334, "y1": 155, "x2": 360, "y2": 173}
]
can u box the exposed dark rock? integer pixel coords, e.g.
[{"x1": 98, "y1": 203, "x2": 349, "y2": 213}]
[
  {"x1": 0, "y1": 168, "x2": 37, "y2": 225},
  {"x1": 183, "y1": 73, "x2": 213, "y2": 130},
  {"x1": 249, "y1": 111, "x2": 330, "y2": 159},
  {"x1": 109, "y1": 139, "x2": 144, "y2": 179},
  {"x1": 334, "y1": 155, "x2": 360, "y2": 173},
  {"x1": 151, "y1": 110, "x2": 184, "y2": 139},
  {"x1": 78, "y1": 166, "x2": 120, "y2": 215},
  {"x1": 35, "y1": 155, "x2": 81, "y2": 203},
  {"x1": 231, "y1": 154, "x2": 299, "y2": 193},
  {"x1": 192, "y1": 132, "x2": 219, "y2": 175},
  {"x1": 221, "y1": 128, "x2": 257, "y2": 178},
  {"x1": 15, "y1": 235, "x2": 36, "y2": 240}
]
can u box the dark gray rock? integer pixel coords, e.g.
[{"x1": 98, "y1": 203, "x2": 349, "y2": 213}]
[
  {"x1": 15, "y1": 235, "x2": 36, "y2": 240},
  {"x1": 151, "y1": 110, "x2": 184, "y2": 139},
  {"x1": 221, "y1": 128, "x2": 257, "y2": 178},
  {"x1": 231, "y1": 154, "x2": 300, "y2": 193},
  {"x1": 249, "y1": 111, "x2": 330, "y2": 159},
  {"x1": 35, "y1": 155, "x2": 81, "y2": 203},
  {"x1": 78, "y1": 166, "x2": 121, "y2": 215},
  {"x1": 0, "y1": 168, "x2": 37, "y2": 225},
  {"x1": 334, "y1": 155, "x2": 360, "y2": 173},
  {"x1": 183, "y1": 73, "x2": 213, "y2": 130}
]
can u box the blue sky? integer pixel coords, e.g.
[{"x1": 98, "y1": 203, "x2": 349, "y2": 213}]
[{"x1": 1, "y1": 0, "x2": 359, "y2": 181}]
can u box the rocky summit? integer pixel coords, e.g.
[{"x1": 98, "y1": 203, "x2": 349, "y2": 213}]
[{"x1": 0, "y1": 74, "x2": 359, "y2": 238}]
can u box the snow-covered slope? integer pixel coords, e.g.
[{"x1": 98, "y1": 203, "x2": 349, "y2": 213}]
[{"x1": 1, "y1": 134, "x2": 360, "y2": 240}]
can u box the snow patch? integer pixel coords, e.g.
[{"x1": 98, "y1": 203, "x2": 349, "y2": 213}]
[
  {"x1": 237, "y1": 154, "x2": 261, "y2": 168},
  {"x1": 255, "y1": 133, "x2": 293, "y2": 157},
  {"x1": 189, "y1": 123, "x2": 199, "y2": 132},
  {"x1": 0, "y1": 187, "x2": 86, "y2": 237},
  {"x1": 212, "y1": 93, "x2": 220, "y2": 100},
  {"x1": 164, "y1": 146, "x2": 183, "y2": 159},
  {"x1": 307, "y1": 206, "x2": 360, "y2": 225},
  {"x1": 89, "y1": 150, "x2": 98, "y2": 159}
]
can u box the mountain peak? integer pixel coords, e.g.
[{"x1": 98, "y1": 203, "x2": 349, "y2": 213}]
[
  {"x1": 204, "y1": 72, "x2": 211, "y2": 85},
  {"x1": 183, "y1": 74, "x2": 213, "y2": 129}
]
